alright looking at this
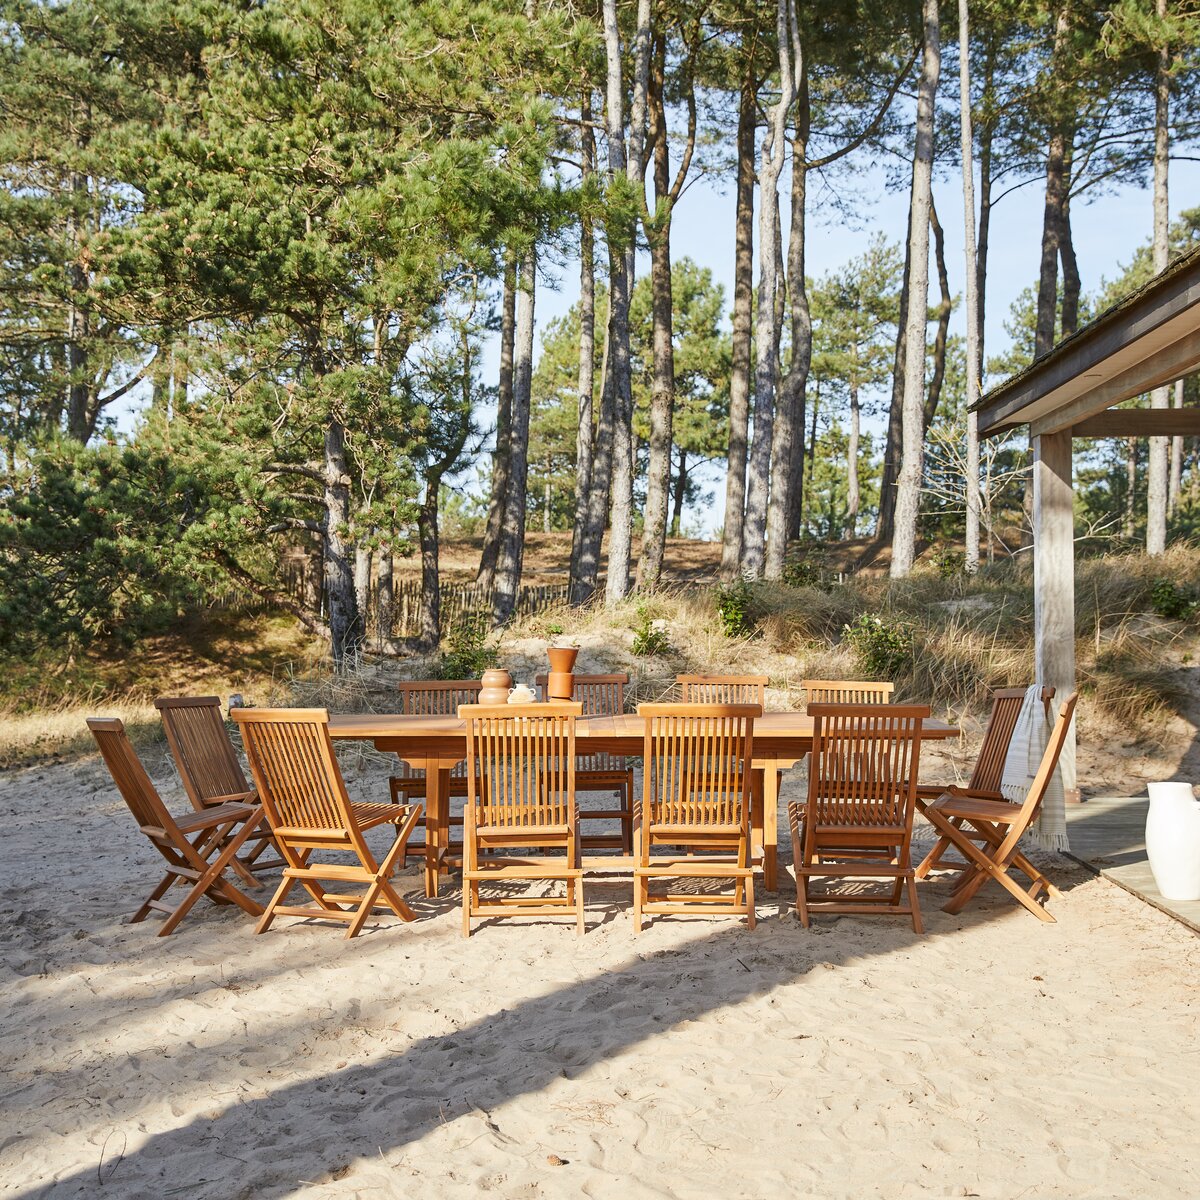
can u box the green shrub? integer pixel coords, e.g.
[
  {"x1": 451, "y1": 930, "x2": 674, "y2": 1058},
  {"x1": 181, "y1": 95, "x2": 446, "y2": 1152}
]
[
  {"x1": 782, "y1": 543, "x2": 830, "y2": 589},
  {"x1": 931, "y1": 545, "x2": 965, "y2": 579},
  {"x1": 715, "y1": 577, "x2": 756, "y2": 638},
  {"x1": 435, "y1": 611, "x2": 497, "y2": 678},
  {"x1": 842, "y1": 612, "x2": 912, "y2": 677},
  {"x1": 1150, "y1": 578, "x2": 1198, "y2": 620},
  {"x1": 631, "y1": 604, "x2": 672, "y2": 656}
]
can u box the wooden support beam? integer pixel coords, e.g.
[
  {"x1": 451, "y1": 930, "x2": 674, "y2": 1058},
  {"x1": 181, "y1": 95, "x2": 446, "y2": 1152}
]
[
  {"x1": 1070, "y1": 409, "x2": 1200, "y2": 438},
  {"x1": 1032, "y1": 431, "x2": 1078, "y2": 802}
]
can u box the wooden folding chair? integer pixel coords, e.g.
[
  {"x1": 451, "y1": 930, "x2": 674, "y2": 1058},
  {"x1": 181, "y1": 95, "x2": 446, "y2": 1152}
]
[
  {"x1": 922, "y1": 693, "x2": 1078, "y2": 922},
  {"x1": 787, "y1": 704, "x2": 929, "y2": 933},
  {"x1": 802, "y1": 679, "x2": 895, "y2": 706},
  {"x1": 87, "y1": 718, "x2": 265, "y2": 936},
  {"x1": 387, "y1": 680, "x2": 482, "y2": 864},
  {"x1": 232, "y1": 708, "x2": 423, "y2": 938},
  {"x1": 677, "y1": 674, "x2": 768, "y2": 706},
  {"x1": 634, "y1": 703, "x2": 759, "y2": 932},
  {"x1": 154, "y1": 696, "x2": 283, "y2": 885},
  {"x1": 459, "y1": 702, "x2": 585, "y2": 937},
  {"x1": 914, "y1": 686, "x2": 1054, "y2": 880},
  {"x1": 536, "y1": 672, "x2": 634, "y2": 853}
]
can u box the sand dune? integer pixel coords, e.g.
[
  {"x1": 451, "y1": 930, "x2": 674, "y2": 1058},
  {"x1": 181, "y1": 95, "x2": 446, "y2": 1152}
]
[{"x1": 2, "y1": 747, "x2": 1198, "y2": 1199}]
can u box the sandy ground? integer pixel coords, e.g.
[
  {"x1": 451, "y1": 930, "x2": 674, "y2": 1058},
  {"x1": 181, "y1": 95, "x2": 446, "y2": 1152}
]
[{"x1": 2, "y1": 743, "x2": 1199, "y2": 1200}]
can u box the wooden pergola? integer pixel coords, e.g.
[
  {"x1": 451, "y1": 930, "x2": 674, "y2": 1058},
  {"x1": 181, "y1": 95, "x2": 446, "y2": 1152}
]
[{"x1": 974, "y1": 244, "x2": 1200, "y2": 797}]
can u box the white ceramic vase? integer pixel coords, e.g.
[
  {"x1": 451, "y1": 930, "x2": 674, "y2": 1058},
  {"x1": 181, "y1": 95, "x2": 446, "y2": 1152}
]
[{"x1": 1145, "y1": 782, "x2": 1200, "y2": 901}]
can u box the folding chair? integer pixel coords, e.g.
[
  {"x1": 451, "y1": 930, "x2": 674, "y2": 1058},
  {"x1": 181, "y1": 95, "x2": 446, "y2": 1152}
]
[
  {"x1": 634, "y1": 703, "x2": 759, "y2": 933},
  {"x1": 154, "y1": 696, "x2": 283, "y2": 884},
  {"x1": 922, "y1": 693, "x2": 1078, "y2": 922},
  {"x1": 677, "y1": 674, "x2": 767, "y2": 706},
  {"x1": 802, "y1": 679, "x2": 895, "y2": 706},
  {"x1": 536, "y1": 672, "x2": 634, "y2": 852},
  {"x1": 232, "y1": 708, "x2": 423, "y2": 938},
  {"x1": 914, "y1": 686, "x2": 1054, "y2": 880},
  {"x1": 788, "y1": 704, "x2": 929, "y2": 933},
  {"x1": 87, "y1": 718, "x2": 265, "y2": 936},
  {"x1": 459, "y1": 702, "x2": 585, "y2": 937}
]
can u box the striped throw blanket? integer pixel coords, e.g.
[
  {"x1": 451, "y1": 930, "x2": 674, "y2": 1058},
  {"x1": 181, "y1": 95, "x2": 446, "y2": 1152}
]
[{"x1": 999, "y1": 684, "x2": 1070, "y2": 852}]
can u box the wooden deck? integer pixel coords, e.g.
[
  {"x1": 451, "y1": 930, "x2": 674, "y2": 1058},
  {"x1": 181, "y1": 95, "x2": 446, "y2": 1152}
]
[{"x1": 1066, "y1": 796, "x2": 1200, "y2": 934}]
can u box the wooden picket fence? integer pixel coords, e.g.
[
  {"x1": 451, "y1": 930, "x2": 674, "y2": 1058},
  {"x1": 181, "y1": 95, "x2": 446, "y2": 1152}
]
[{"x1": 384, "y1": 580, "x2": 570, "y2": 636}]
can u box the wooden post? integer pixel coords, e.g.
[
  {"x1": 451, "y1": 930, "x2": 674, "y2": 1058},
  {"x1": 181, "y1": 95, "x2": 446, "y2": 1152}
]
[{"x1": 1033, "y1": 431, "x2": 1078, "y2": 801}]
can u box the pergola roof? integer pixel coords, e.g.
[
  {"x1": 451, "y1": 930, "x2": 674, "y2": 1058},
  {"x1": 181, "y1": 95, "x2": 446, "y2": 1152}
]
[{"x1": 974, "y1": 244, "x2": 1200, "y2": 438}]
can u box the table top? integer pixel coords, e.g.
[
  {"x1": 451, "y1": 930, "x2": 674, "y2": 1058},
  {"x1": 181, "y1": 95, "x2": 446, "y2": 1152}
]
[{"x1": 328, "y1": 711, "x2": 961, "y2": 741}]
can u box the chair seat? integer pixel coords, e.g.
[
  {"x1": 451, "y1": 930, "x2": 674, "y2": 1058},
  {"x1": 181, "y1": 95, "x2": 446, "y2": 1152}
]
[
  {"x1": 476, "y1": 822, "x2": 571, "y2": 838},
  {"x1": 928, "y1": 794, "x2": 1021, "y2": 823},
  {"x1": 175, "y1": 801, "x2": 261, "y2": 834},
  {"x1": 351, "y1": 801, "x2": 419, "y2": 829}
]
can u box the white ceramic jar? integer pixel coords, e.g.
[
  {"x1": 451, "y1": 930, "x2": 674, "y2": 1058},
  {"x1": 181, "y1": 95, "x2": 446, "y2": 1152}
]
[{"x1": 1145, "y1": 782, "x2": 1200, "y2": 901}]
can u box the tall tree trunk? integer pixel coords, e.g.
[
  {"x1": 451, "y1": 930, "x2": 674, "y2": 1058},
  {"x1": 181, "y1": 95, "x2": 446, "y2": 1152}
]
[
  {"x1": 354, "y1": 539, "x2": 372, "y2": 641},
  {"x1": 1059, "y1": 193, "x2": 1081, "y2": 338},
  {"x1": 1035, "y1": 9, "x2": 1072, "y2": 360},
  {"x1": 670, "y1": 447, "x2": 688, "y2": 537},
  {"x1": 65, "y1": 170, "x2": 92, "y2": 443},
  {"x1": 876, "y1": 199, "x2": 912, "y2": 542},
  {"x1": 1147, "y1": 0, "x2": 1171, "y2": 556},
  {"x1": 1124, "y1": 436, "x2": 1138, "y2": 538},
  {"x1": 417, "y1": 486, "x2": 441, "y2": 651},
  {"x1": 770, "y1": 62, "x2": 811, "y2": 574},
  {"x1": 847, "y1": 381, "x2": 861, "y2": 536},
  {"x1": 804, "y1": 378, "x2": 821, "y2": 531},
  {"x1": 569, "y1": 92, "x2": 597, "y2": 602},
  {"x1": 890, "y1": 0, "x2": 940, "y2": 579},
  {"x1": 1169, "y1": 378, "x2": 1184, "y2": 515},
  {"x1": 638, "y1": 32, "x2": 676, "y2": 590},
  {"x1": 477, "y1": 255, "x2": 517, "y2": 588},
  {"x1": 959, "y1": 0, "x2": 981, "y2": 572},
  {"x1": 573, "y1": 318, "x2": 615, "y2": 604},
  {"x1": 742, "y1": 0, "x2": 798, "y2": 579},
  {"x1": 603, "y1": 0, "x2": 651, "y2": 607},
  {"x1": 492, "y1": 254, "x2": 536, "y2": 624},
  {"x1": 924, "y1": 198, "x2": 952, "y2": 431},
  {"x1": 720, "y1": 63, "x2": 758, "y2": 578},
  {"x1": 543, "y1": 454, "x2": 552, "y2": 532},
  {"x1": 376, "y1": 548, "x2": 394, "y2": 646},
  {"x1": 975, "y1": 44, "x2": 995, "y2": 374},
  {"x1": 323, "y1": 417, "x2": 360, "y2": 667}
]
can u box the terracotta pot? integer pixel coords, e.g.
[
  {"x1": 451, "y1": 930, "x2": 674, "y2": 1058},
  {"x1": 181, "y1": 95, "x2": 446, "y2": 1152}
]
[
  {"x1": 546, "y1": 646, "x2": 579, "y2": 700},
  {"x1": 547, "y1": 646, "x2": 579, "y2": 674},
  {"x1": 479, "y1": 668, "x2": 512, "y2": 706}
]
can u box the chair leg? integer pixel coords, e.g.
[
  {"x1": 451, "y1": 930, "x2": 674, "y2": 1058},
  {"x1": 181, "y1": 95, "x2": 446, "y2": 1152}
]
[
  {"x1": 159, "y1": 818, "x2": 265, "y2": 936},
  {"x1": 906, "y1": 872, "x2": 924, "y2": 935},
  {"x1": 633, "y1": 873, "x2": 644, "y2": 934},
  {"x1": 257, "y1": 874, "x2": 296, "y2": 934},
  {"x1": 622, "y1": 770, "x2": 635, "y2": 854},
  {"x1": 133, "y1": 871, "x2": 180, "y2": 923},
  {"x1": 745, "y1": 873, "x2": 756, "y2": 931},
  {"x1": 795, "y1": 870, "x2": 810, "y2": 927},
  {"x1": 462, "y1": 882, "x2": 472, "y2": 938}
]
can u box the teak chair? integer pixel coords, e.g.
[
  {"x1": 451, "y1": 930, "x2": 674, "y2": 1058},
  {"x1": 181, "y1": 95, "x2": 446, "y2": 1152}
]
[
  {"x1": 387, "y1": 680, "x2": 483, "y2": 863},
  {"x1": 535, "y1": 672, "x2": 634, "y2": 852},
  {"x1": 87, "y1": 718, "x2": 265, "y2": 936},
  {"x1": 802, "y1": 679, "x2": 895, "y2": 706},
  {"x1": 459, "y1": 702, "x2": 585, "y2": 937},
  {"x1": 634, "y1": 703, "x2": 759, "y2": 932},
  {"x1": 914, "y1": 686, "x2": 1054, "y2": 880},
  {"x1": 922, "y1": 692, "x2": 1078, "y2": 922},
  {"x1": 232, "y1": 708, "x2": 423, "y2": 938},
  {"x1": 677, "y1": 675, "x2": 768, "y2": 707},
  {"x1": 154, "y1": 696, "x2": 283, "y2": 884},
  {"x1": 788, "y1": 704, "x2": 929, "y2": 933}
]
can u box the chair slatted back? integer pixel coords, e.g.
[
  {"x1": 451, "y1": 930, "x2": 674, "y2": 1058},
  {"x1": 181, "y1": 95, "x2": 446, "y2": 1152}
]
[
  {"x1": 398, "y1": 679, "x2": 483, "y2": 715},
  {"x1": 155, "y1": 696, "x2": 251, "y2": 811},
  {"x1": 88, "y1": 718, "x2": 181, "y2": 838},
  {"x1": 677, "y1": 675, "x2": 768, "y2": 707},
  {"x1": 459, "y1": 702, "x2": 581, "y2": 829},
  {"x1": 970, "y1": 686, "x2": 1055, "y2": 793},
  {"x1": 802, "y1": 679, "x2": 895, "y2": 707},
  {"x1": 998, "y1": 692, "x2": 1078, "y2": 855},
  {"x1": 807, "y1": 704, "x2": 929, "y2": 829},
  {"x1": 232, "y1": 709, "x2": 354, "y2": 838},
  {"x1": 536, "y1": 673, "x2": 628, "y2": 771},
  {"x1": 639, "y1": 703, "x2": 759, "y2": 830}
]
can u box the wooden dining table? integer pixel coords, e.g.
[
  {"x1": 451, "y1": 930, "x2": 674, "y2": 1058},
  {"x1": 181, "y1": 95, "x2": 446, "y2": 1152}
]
[{"x1": 328, "y1": 711, "x2": 960, "y2": 898}]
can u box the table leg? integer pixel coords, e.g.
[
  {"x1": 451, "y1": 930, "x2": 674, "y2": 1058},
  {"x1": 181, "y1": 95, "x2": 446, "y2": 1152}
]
[
  {"x1": 749, "y1": 767, "x2": 764, "y2": 875},
  {"x1": 762, "y1": 765, "x2": 779, "y2": 892},
  {"x1": 423, "y1": 764, "x2": 451, "y2": 899}
]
